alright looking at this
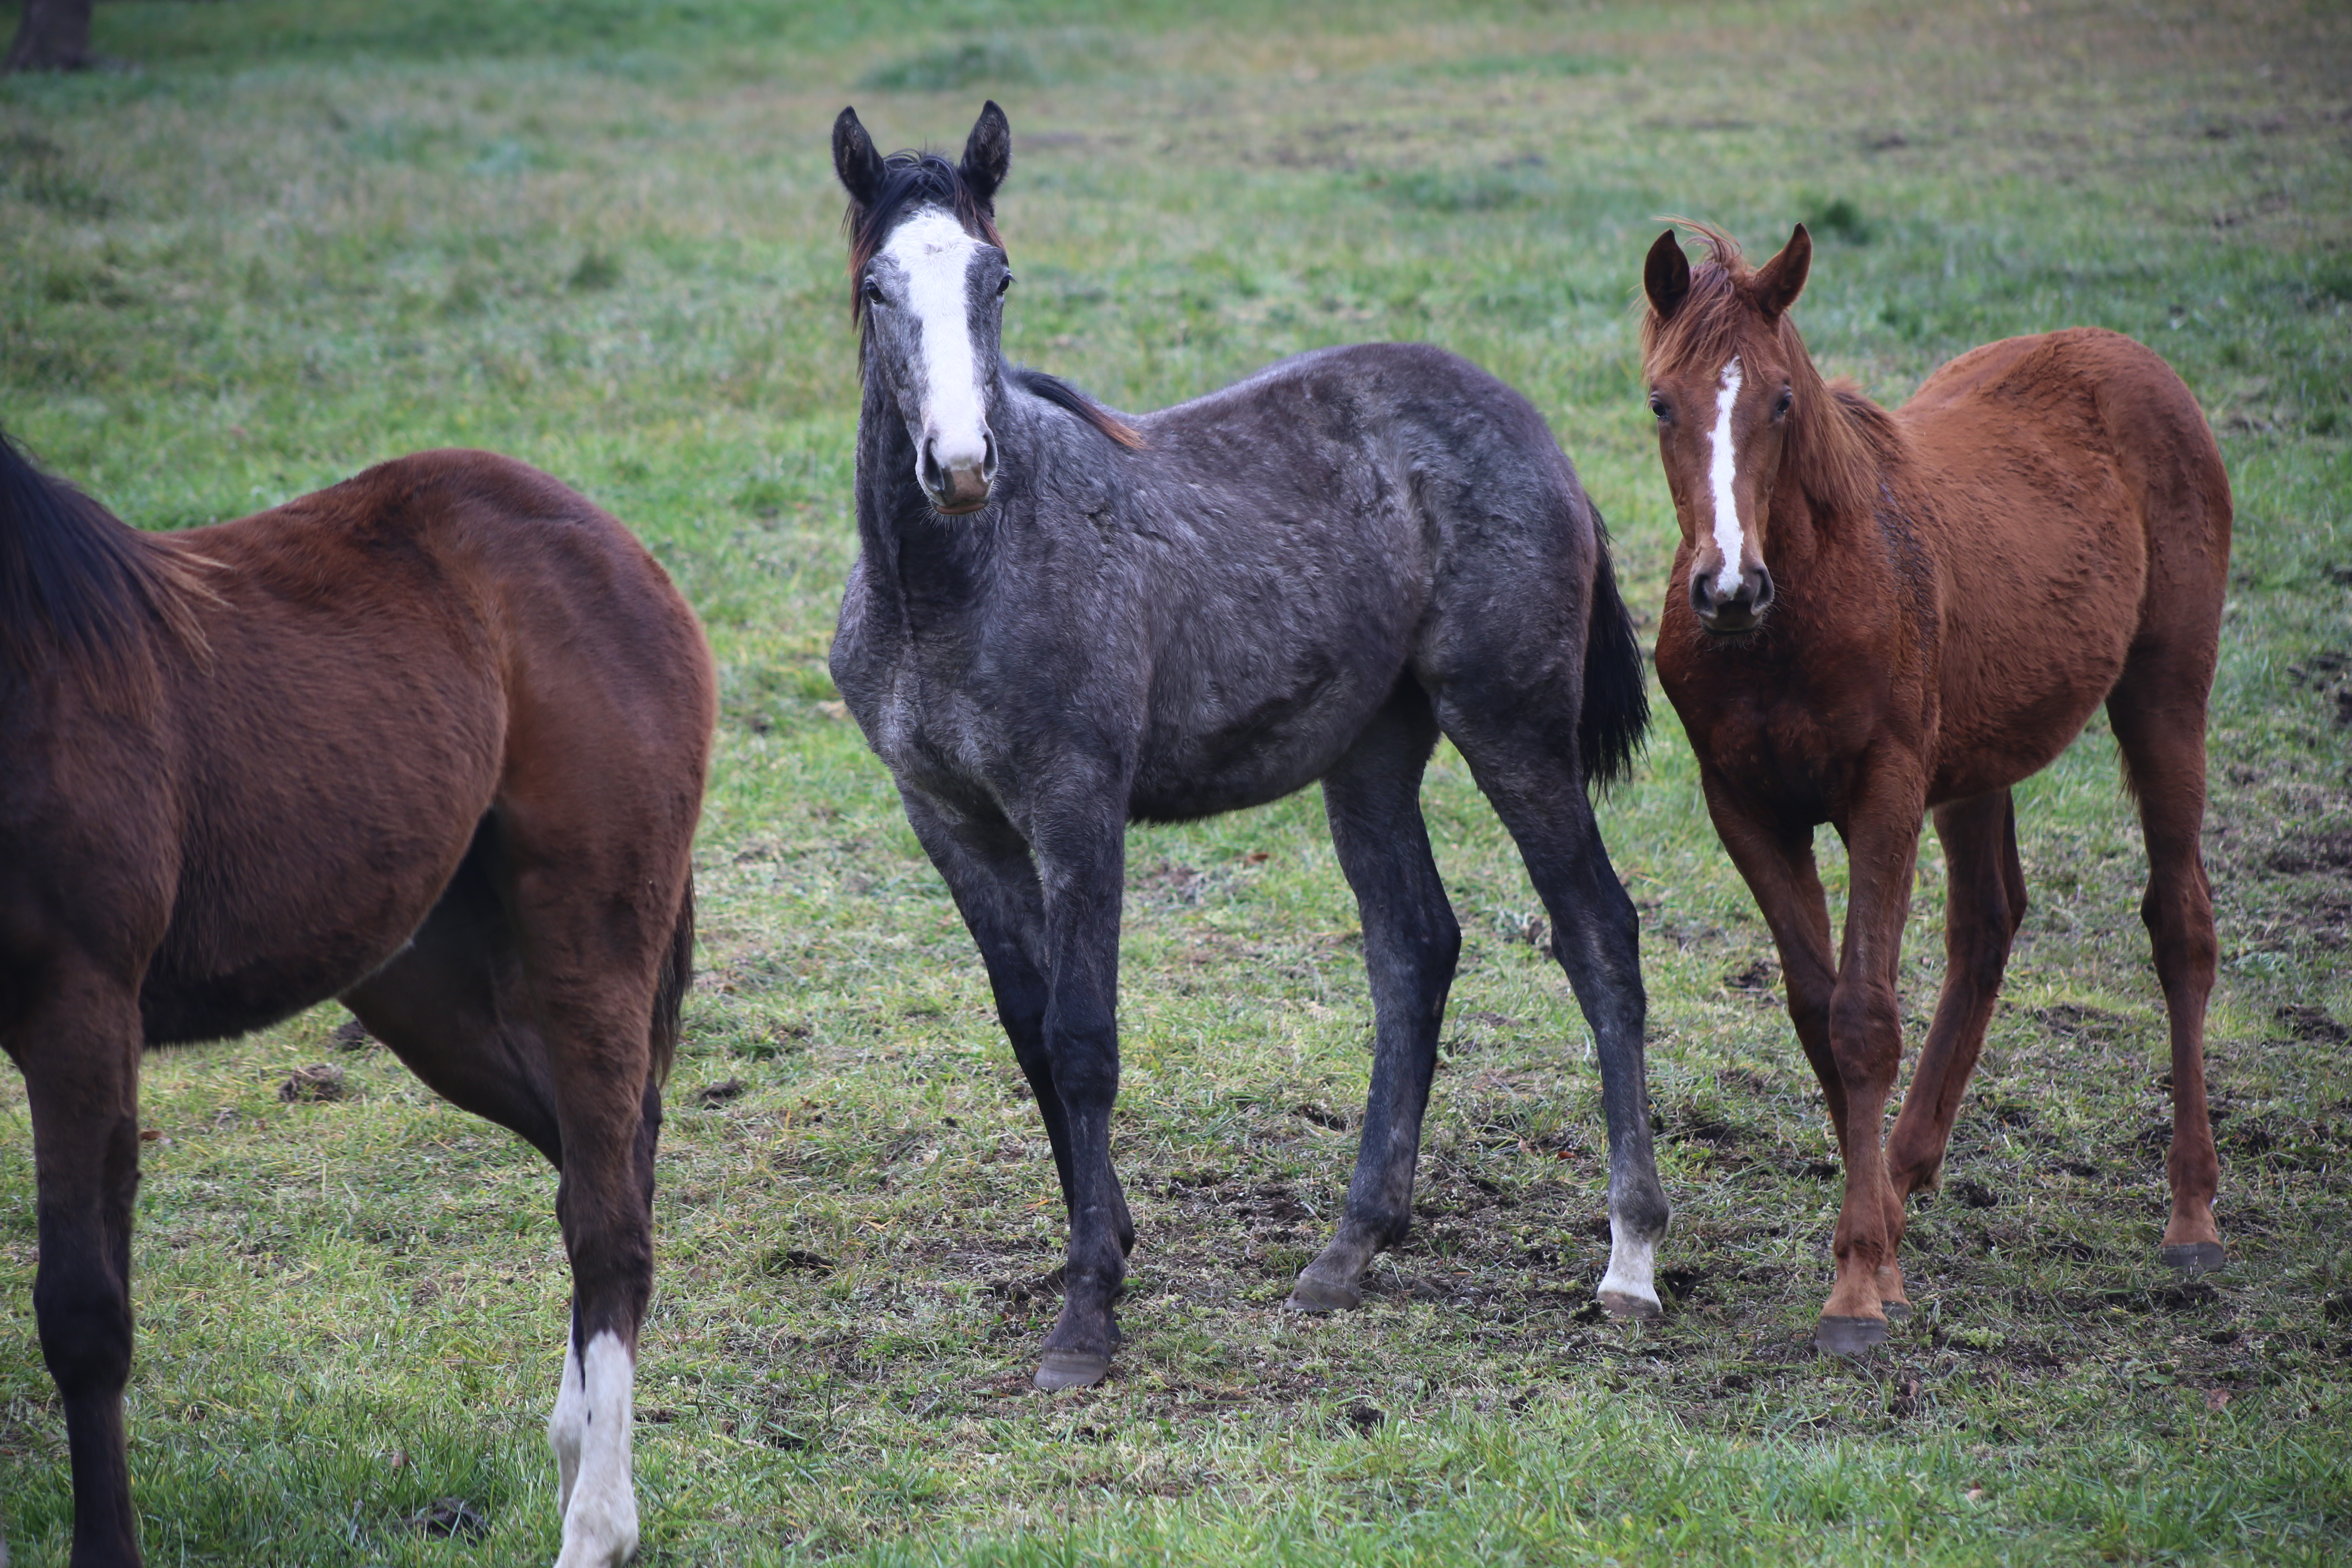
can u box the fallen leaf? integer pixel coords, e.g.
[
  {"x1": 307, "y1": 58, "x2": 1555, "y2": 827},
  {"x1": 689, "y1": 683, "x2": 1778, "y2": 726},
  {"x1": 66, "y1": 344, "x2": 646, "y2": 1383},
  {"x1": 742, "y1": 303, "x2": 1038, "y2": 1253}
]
[{"x1": 2205, "y1": 1388, "x2": 2232, "y2": 1411}]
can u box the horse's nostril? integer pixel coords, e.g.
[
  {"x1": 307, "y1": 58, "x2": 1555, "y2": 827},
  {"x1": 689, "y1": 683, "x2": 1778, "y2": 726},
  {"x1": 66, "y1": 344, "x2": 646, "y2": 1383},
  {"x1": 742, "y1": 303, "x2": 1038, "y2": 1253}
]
[{"x1": 1751, "y1": 566, "x2": 1775, "y2": 610}]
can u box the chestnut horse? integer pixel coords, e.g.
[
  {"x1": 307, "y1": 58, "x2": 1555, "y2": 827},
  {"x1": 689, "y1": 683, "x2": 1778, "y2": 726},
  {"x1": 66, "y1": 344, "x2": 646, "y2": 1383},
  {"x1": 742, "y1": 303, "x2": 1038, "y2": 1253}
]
[
  {"x1": 0, "y1": 433, "x2": 713, "y2": 1567},
  {"x1": 1639, "y1": 224, "x2": 2232, "y2": 1355}
]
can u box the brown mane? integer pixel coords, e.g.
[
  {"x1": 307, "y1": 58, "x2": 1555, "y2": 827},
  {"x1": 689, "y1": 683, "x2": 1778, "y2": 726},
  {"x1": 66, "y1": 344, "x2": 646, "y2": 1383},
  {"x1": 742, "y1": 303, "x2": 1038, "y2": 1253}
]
[{"x1": 1640, "y1": 220, "x2": 1907, "y2": 526}]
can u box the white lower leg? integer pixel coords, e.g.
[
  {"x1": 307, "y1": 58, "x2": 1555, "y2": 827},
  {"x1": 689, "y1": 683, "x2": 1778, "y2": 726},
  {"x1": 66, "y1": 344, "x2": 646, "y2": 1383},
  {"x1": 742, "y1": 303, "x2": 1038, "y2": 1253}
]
[
  {"x1": 1596, "y1": 1215, "x2": 1662, "y2": 1317},
  {"x1": 551, "y1": 1329, "x2": 638, "y2": 1568},
  {"x1": 548, "y1": 1325, "x2": 586, "y2": 1513}
]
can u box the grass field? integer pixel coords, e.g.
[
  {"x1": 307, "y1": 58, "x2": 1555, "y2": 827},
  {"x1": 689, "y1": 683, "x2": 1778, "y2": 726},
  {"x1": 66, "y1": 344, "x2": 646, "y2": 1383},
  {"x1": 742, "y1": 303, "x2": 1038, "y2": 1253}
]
[{"x1": 2, "y1": 0, "x2": 2349, "y2": 1561}]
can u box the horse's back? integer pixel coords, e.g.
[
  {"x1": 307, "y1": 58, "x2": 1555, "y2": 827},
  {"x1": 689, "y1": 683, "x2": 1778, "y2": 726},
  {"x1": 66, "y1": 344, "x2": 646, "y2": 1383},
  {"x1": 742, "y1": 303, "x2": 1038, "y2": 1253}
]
[
  {"x1": 1902, "y1": 326, "x2": 2228, "y2": 606},
  {"x1": 1104, "y1": 344, "x2": 1603, "y2": 813},
  {"x1": 134, "y1": 450, "x2": 710, "y2": 1044}
]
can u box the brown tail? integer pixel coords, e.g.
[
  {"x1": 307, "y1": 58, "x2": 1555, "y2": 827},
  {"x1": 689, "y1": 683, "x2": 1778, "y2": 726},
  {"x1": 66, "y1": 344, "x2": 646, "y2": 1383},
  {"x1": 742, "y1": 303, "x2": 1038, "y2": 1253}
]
[{"x1": 649, "y1": 875, "x2": 694, "y2": 1086}]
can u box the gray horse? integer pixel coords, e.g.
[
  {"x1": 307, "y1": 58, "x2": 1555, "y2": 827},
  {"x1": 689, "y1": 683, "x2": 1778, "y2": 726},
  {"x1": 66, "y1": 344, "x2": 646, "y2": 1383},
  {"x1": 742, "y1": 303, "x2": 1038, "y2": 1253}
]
[{"x1": 829, "y1": 101, "x2": 1668, "y2": 1390}]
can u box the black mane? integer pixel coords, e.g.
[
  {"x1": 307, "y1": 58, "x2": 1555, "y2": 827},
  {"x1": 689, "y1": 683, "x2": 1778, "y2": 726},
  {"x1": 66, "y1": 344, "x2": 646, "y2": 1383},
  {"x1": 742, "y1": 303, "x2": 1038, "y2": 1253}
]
[
  {"x1": 1010, "y1": 366, "x2": 1146, "y2": 450},
  {"x1": 0, "y1": 426, "x2": 188, "y2": 683}
]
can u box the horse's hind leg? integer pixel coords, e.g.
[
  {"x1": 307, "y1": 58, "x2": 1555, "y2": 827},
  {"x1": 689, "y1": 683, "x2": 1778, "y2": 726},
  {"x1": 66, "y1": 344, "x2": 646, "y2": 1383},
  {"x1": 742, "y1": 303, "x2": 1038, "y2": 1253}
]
[
  {"x1": 2109, "y1": 669, "x2": 2224, "y2": 1272},
  {"x1": 347, "y1": 812, "x2": 677, "y2": 1567},
  {"x1": 514, "y1": 864, "x2": 675, "y2": 1568},
  {"x1": 1437, "y1": 704, "x2": 1667, "y2": 1319},
  {"x1": 8, "y1": 963, "x2": 144, "y2": 1567},
  {"x1": 342, "y1": 817, "x2": 563, "y2": 1161},
  {"x1": 1886, "y1": 794, "x2": 2027, "y2": 1200},
  {"x1": 1288, "y1": 687, "x2": 1459, "y2": 1313}
]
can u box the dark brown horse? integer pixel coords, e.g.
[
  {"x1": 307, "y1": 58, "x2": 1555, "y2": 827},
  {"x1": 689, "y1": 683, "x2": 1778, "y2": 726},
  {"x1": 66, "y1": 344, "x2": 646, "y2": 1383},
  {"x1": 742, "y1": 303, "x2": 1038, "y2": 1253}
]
[
  {"x1": 1639, "y1": 224, "x2": 2233, "y2": 1355},
  {"x1": 0, "y1": 433, "x2": 714, "y2": 1567}
]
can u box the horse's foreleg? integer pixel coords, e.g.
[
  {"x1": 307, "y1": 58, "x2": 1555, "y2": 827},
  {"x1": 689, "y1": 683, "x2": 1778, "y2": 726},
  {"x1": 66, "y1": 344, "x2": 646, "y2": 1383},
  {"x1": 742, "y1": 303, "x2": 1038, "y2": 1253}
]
[
  {"x1": 1886, "y1": 791, "x2": 2026, "y2": 1208},
  {"x1": 13, "y1": 968, "x2": 145, "y2": 1568},
  {"x1": 2109, "y1": 685, "x2": 2223, "y2": 1272},
  {"x1": 1290, "y1": 695, "x2": 1457, "y2": 1313},
  {"x1": 1815, "y1": 777, "x2": 1928, "y2": 1354},
  {"x1": 1024, "y1": 806, "x2": 1129, "y2": 1392},
  {"x1": 898, "y1": 794, "x2": 1133, "y2": 1252},
  {"x1": 1700, "y1": 777, "x2": 1896, "y2": 1300}
]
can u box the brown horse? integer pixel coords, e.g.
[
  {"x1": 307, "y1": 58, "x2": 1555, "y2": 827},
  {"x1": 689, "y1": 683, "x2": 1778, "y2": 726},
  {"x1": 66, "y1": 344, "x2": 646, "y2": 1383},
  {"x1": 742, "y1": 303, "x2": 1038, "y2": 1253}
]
[
  {"x1": 1638, "y1": 224, "x2": 2232, "y2": 1355},
  {"x1": 0, "y1": 433, "x2": 714, "y2": 1567}
]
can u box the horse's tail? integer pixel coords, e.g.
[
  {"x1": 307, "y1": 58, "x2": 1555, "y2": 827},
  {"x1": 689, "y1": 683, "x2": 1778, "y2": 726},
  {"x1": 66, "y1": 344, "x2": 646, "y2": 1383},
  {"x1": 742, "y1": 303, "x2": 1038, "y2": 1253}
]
[
  {"x1": 1579, "y1": 503, "x2": 1650, "y2": 794},
  {"x1": 648, "y1": 873, "x2": 694, "y2": 1087}
]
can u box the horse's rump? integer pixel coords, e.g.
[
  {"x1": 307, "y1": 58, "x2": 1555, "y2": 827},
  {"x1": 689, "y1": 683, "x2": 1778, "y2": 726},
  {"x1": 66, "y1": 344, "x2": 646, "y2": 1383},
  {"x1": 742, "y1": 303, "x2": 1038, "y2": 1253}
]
[{"x1": 31, "y1": 449, "x2": 717, "y2": 1048}]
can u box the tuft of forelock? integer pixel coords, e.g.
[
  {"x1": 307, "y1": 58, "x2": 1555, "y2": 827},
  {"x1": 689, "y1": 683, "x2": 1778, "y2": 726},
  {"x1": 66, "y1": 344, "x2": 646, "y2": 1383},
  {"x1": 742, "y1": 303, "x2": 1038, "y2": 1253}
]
[
  {"x1": 1638, "y1": 220, "x2": 1907, "y2": 526},
  {"x1": 843, "y1": 150, "x2": 1006, "y2": 324}
]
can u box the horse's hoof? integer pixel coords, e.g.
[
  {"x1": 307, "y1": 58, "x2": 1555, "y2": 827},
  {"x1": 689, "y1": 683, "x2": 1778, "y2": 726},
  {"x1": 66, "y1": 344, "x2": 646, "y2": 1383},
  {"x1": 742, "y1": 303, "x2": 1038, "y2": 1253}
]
[
  {"x1": 1285, "y1": 1274, "x2": 1362, "y2": 1313},
  {"x1": 1598, "y1": 1287, "x2": 1663, "y2": 1322},
  {"x1": 1033, "y1": 1350, "x2": 1110, "y2": 1391},
  {"x1": 2160, "y1": 1242, "x2": 2225, "y2": 1275},
  {"x1": 1814, "y1": 1315, "x2": 1888, "y2": 1357}
]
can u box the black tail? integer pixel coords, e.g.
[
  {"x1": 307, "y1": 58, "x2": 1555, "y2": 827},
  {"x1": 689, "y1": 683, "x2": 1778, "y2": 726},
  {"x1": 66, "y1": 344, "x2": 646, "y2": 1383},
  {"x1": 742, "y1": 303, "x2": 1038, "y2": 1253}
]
[
  {"x1": 648, "y1": 875, "x2": 694, "y2": 1087},
  {"x1": 1579, "y1": 506, "x2": 1649, "y2": 793}
]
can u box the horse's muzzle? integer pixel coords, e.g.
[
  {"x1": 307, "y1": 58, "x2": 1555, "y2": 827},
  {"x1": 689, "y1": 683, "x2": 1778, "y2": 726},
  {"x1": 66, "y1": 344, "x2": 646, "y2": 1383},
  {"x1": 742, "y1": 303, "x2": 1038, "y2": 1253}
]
[
  {"x1": 1691, "y1": 562, "x2": 1775, "y2": 635},
  {"x1": 922, "y1": 432, "x2": 996, "y2": 515}
]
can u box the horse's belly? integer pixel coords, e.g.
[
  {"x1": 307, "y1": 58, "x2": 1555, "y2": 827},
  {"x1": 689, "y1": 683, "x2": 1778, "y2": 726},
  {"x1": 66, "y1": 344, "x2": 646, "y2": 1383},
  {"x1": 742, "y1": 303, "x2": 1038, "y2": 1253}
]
[{"x1": 1931, "y1": 592, "x2": 2136, "y2": 803}]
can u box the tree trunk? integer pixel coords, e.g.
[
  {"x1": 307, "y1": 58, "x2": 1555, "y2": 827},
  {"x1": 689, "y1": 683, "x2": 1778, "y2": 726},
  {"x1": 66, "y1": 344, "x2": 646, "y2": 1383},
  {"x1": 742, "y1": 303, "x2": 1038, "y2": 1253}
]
[{"x1": 4, "y1": 0, "x2": 96, "y2": 72}]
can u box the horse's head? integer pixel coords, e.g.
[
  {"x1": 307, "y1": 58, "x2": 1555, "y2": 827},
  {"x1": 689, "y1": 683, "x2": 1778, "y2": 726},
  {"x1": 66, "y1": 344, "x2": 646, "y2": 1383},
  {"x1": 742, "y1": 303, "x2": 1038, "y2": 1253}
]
[
  {"x1": 834, "y1": 101, "x2": 1015, "y2": 516},
  {"x1": 1640, "y1": 222, "x2": 1813, "y2": 636}
]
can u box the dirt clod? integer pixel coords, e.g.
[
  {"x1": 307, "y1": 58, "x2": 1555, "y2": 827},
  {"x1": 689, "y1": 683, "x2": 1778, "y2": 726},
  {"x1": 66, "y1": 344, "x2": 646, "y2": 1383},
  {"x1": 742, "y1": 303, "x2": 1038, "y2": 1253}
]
[
  {"x1": 2276, "y1": 1004, "x2": 2348, "y2": 1044},
  {"x1": 1950, "y1": 1179, "x2": 2002, "y2": 1209},
  {"x1": 277, "y1": 1064, "x2": 345, "y2": 1103},
  {"x1": 697, "y1": 1078, "x2": 746, "y2": 1107},
  {"x1": 411, "y1": 1498, "x2": 488, "y2": 1540}
]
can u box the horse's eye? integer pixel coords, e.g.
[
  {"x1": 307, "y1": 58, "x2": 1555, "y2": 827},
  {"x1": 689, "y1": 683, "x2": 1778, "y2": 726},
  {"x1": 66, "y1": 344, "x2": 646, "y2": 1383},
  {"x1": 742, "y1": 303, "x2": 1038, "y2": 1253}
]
[
  {"x1": 1773, "y1": 388, "x2": 1793, "y2": 418},
  {"x1": 862, "y1": 277, "x2": 885, "y2": 304},
  {"x1": 1648, "y1": 392, "x2": 1670, "y2": 420},
  {"x1": 998, "y1": 272, "x2": 1013, "y2": 297}
]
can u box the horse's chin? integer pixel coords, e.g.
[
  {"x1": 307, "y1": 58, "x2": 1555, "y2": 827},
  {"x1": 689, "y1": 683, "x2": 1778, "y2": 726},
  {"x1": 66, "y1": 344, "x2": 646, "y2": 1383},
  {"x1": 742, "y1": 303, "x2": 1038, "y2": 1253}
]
[
  {"x1": 929, "y1": 497, "x2": 989, "y2": 517},
  {"x1": 1696, "y1": 613, "x2": 1771, "y2": 646}
]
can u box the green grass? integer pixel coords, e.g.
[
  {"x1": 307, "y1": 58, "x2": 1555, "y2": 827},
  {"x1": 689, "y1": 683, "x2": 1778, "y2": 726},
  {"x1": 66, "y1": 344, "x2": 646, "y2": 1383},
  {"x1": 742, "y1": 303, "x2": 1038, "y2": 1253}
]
[{"x1": 2, "y1": 0, "x2": 2349, "y2": 1562}]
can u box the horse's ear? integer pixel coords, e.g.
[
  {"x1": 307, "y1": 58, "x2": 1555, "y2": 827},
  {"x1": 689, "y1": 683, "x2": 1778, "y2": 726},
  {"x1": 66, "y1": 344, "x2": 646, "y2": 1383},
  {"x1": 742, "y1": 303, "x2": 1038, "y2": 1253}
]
[
  {"x1": 1644, "y1": 229, "x2": 1692, "y2": 321},
  {"x1": 1753, "y1": 223, "x2": 1812, "y2": 320},
  {"x1": 960, "y1": 100, "x2": 1011, "y2": 208},
  {"x1": 833, "y1": 106, "x2": 886, "y2": 209}
]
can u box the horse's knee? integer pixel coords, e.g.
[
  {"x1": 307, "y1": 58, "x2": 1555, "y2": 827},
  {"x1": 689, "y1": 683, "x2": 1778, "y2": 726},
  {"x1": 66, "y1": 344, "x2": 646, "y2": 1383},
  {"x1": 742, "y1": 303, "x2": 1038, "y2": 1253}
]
[
  {"x1": 2139, "y1": 881, "x2": 2218, "y2": 981},
  {"x1": 33, "y1": 1266, "x2": 133, "y2": 1397},
  {"x1": 1828, "y1": 983, "x2": 1901, "y2": 1085}
]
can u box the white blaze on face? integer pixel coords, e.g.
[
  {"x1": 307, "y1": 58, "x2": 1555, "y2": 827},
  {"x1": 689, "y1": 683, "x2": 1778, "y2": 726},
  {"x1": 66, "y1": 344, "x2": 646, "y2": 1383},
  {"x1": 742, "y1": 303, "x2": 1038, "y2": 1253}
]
[
  {"x1": 882, "y1": 207, "x2": 991, "y2": 479},
  {"x1": 548, "y1": 1328, "x2": 637, "y2": 1568},
  {"x1": 1706, "y1": 355, "x2": 1746, "y2": 596}
]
